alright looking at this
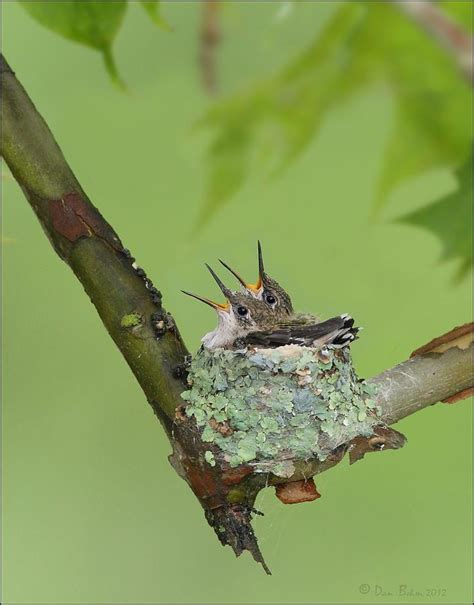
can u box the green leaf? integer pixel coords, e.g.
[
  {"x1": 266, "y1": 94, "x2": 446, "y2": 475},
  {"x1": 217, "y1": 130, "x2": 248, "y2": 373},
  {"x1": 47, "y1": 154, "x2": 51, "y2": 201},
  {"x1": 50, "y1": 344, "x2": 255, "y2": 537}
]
[
  {"x1": 199, "y1": 2, "x2": 472, "y2": 224},
  {"x1": 19, "y1": 1, "x2": 127, "y2": 87},
  {"x1": 400, "y1": 156, "x2": 473, "y2": 277},
  {"x1": 198, "y1": 125, "x2": 253, "y2": 229},
  {"x1": 369, "y1": 3, "x2": 473, "y2": 207},
  {"x1": 139, "y1": 0, "x2": 171, "y2": 31}
]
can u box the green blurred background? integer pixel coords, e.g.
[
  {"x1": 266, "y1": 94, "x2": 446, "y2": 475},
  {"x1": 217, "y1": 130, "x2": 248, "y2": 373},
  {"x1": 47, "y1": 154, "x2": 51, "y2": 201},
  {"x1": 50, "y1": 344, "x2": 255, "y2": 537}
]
[{"x1": 2, "y1": 1, "x2": 472, "y2": 603}]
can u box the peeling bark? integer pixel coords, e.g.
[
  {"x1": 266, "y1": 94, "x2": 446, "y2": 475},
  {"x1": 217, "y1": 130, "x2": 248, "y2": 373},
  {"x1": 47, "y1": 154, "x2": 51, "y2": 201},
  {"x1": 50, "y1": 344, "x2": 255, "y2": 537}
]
[{"x1": 347, "y1": 425, "x2": 407, "y2": 464}]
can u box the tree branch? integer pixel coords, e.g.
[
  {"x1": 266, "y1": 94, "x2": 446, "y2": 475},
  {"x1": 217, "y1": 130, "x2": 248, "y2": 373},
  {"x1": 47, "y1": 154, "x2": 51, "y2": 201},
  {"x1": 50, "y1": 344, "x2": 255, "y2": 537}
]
[
  {"x1": 391, "y1": 0, "x2": 474, "y2": 83},
  {"x1": 2, "y1": 54, "x2": 472, "y2": 574},
  {"x1": 0, "y1": 54, "x2": 189, "y2": 426},
  {"x1": 373, "y1": 323, "x2": 473, "y2": 424}
]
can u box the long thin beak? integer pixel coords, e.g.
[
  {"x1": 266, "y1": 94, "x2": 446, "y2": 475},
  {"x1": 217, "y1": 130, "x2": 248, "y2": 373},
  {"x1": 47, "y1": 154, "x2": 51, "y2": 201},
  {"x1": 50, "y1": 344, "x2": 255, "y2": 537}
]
[
  {"x1": 218, "y1": 241, "x2": 265, "y2": 295},
  {"x1": 205, "y1": 263, "x2": 234, "y2": 299},
  {"x1": 181, "y1": 290, "x2": 230, "y2": 312},
  {"x1": 257, "y1": 240, "x2": 264, "y2": 279},
  {"x1": 253, "y1": 239, "x2": 265, "y2": 293},
  {"x1": 219, "y1": 258, "x2": 262, "y2": 294},
  {"x1": 218, "y1": 258, "x2": 247, "y2": 289}
]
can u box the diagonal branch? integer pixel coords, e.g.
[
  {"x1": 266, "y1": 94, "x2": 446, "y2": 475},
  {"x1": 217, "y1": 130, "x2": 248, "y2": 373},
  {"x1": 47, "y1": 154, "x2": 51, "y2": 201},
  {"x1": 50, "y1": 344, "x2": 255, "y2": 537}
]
[
  {"x1": 0, "y1": 54, "x2": 189, "y2": 426},
  {"x1": 2, "y1": 54, "x2": 472, "y2": 574}
]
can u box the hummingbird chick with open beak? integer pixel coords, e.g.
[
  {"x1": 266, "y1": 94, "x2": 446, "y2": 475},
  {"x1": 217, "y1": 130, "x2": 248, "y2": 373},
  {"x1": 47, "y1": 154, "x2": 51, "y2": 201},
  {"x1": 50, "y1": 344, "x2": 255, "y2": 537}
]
[
  {"x1": 218, "y1": 241, "x2": 294, "y2": 318},
  {"x1": 219, "y1": 241, "x2": 320, "y2": 326},
  {"x1": 182, "y1": 265, "x2": 262, "y2": 350},
  {"x1": 182, "y1": 264, "x2": 358, "y2": 351}
]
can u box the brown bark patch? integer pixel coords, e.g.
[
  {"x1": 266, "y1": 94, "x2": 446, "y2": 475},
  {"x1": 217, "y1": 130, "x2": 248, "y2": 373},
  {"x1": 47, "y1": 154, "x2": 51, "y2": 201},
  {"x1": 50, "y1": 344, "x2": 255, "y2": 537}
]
[
  {"x1": 49, "y1": 192, "x2": 122, "y2": 250},
  {"x1": 182, "y1": 460, "x2": 218, "y2": 502},
  {"x1": 222, "y1": 466, "x2": 253, "y2": 486}
]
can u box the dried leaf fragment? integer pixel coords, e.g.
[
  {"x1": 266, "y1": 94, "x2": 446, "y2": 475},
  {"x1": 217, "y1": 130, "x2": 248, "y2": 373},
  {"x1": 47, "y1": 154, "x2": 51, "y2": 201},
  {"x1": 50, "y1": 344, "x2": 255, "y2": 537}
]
[{"x1": 275, "y1": 478, "x2": 321, "y2": 504}]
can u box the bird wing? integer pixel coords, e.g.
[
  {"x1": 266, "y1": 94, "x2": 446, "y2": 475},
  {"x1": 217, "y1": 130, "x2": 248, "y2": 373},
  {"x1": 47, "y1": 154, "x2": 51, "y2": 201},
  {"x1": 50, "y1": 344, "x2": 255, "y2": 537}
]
[
  {"x1": 244, "y1": 314, "x2": 359, "y2": 349},
  {"x1": 278, "y1": 312, "x2": 320, "y2": 326}
]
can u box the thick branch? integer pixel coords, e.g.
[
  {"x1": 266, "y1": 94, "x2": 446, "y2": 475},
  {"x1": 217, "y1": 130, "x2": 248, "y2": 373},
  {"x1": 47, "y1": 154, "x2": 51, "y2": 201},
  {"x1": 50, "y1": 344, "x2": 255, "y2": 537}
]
[
  {"x1": 0, "y1": 55, "x2": 189, "y2": 423},
  {"x1": 392, "y1": 0, "x2": 474, "y2": 83},
  {"x1": 373, "y1": 339, "x2": 473, "y2": 425}
]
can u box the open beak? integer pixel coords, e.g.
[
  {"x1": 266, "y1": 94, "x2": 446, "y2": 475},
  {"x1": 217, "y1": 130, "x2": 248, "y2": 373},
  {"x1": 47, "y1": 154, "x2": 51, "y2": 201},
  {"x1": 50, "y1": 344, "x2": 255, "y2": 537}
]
[
  {"x1": 218, "y1": 259, "x2": 248, "y2": 289},
  {"x1": 181, "y1": 290, "x2": 230, "y2": 313},
  {"x1": 218, "y1": 240, "x2": 265, "y2": 295},
  {"x1": 182, "y1": 264, "x2": 234, "y2": 313},
  {"x1": 205, "y1": 263, "x2": 235, "y2": 299}
]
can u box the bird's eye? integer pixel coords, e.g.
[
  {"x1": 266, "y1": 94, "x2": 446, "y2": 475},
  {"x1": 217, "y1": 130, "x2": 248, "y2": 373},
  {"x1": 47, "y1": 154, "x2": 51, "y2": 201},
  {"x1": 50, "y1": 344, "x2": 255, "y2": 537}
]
[
  {"x1": 237, "y1": 306, "x2": 248, "y2": 316},
  {"x1": 265, "y1": 293, "x2": 277, "y2": 306}
]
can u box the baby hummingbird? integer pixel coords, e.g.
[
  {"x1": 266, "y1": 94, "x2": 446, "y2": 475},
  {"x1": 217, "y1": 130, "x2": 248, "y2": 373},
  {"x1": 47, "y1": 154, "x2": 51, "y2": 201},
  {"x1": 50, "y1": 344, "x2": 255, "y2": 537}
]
[
  {"x1": 182, "y1": 265, "x2": 265, "y2": 349},
  {"x1": 219, "y1": 241, "x2": 293, "y2": 318},
  {"x1": 183, "y1": 264, "x2": 358, "y2": 351}
]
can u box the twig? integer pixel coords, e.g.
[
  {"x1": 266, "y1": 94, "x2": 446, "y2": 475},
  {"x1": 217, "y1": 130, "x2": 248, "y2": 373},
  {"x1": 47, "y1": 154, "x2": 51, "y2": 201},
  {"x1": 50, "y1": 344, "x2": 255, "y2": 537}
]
[
  {"x1": 199, "y1": 0, "x2": 221, "y2": 94},
  {"x1": 392, "y1": 0, "x2": 474, "y2": 83}
]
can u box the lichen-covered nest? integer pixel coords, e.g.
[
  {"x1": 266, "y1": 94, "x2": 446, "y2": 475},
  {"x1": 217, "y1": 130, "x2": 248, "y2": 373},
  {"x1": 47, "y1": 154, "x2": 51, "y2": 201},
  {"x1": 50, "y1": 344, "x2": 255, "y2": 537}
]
[{"x1": 181, "y1": 345, "x2": 380, "y2": 478}]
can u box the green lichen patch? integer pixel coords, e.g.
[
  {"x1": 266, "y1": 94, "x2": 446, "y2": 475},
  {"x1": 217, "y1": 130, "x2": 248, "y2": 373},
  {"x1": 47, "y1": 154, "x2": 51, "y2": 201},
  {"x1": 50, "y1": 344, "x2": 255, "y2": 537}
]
[
  {"x1": 120, "y1": 312, "x2": 142, "y2": 328},
  {"x1": 181, "y1": 345, "x2": 381, "y2": 477},
  {"x1": 204, "y1": 450, "x2": 216, "y2": 467}
]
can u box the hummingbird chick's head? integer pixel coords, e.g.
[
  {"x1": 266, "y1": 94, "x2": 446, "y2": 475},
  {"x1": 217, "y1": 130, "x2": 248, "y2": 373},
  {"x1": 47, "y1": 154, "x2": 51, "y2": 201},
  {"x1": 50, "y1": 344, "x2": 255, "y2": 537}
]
[
  {"x1": 219, "y1": 241, "x2": 293, "y2": 317},
  {"x1": 182, "y1": 264, "x2": 268, "y2": 349}
]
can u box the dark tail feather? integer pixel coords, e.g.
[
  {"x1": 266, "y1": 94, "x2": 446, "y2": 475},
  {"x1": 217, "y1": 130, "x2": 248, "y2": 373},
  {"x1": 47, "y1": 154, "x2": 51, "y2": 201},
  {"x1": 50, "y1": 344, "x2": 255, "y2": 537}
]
[{"x1": 325, "y1": 314, "x2": 360, "y2": 348}]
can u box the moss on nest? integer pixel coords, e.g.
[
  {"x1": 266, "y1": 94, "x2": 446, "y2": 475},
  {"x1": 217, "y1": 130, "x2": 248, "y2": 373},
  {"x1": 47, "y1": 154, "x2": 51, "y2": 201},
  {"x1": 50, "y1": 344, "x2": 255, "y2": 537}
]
[{"x1": 181, "y1": 345, "x2": 380, "y2": 477}]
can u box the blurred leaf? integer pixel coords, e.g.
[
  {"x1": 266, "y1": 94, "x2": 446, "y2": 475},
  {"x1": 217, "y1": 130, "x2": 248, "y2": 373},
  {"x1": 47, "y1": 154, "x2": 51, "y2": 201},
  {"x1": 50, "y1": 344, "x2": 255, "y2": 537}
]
[
  {"x1": 199, "y1": 1, "x2": 472, "y2": 223},
  {"x1": 199, "y1": 3, "x2": 368, "y2": 223},
  {"x1": 19, "y1": 0, "x2": 127, "y2": 87},
  {"x1": 197, "y1": 126, "x2": 251, "y2": 229},
  {"x1": 400, "y1": 156, "x2": 473, "y2": 278},
  {"x1": 139, "y1": 0, "x2": 171, "y2": 31}
]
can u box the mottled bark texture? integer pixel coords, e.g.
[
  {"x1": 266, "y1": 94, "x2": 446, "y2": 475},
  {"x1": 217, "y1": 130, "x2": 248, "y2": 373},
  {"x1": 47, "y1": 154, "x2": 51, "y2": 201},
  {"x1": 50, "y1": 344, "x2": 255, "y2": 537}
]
[{"x1": 2, "y1": 54, "x2": 472, "y2": 575}]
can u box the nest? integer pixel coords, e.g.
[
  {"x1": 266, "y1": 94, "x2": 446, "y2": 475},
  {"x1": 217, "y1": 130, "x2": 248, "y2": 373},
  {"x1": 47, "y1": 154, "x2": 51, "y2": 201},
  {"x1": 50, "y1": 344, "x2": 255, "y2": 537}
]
[{"x1": 181, "y1": 344, "x2": 381, "y2": 478}]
